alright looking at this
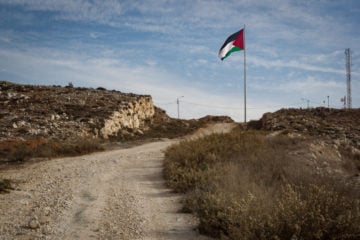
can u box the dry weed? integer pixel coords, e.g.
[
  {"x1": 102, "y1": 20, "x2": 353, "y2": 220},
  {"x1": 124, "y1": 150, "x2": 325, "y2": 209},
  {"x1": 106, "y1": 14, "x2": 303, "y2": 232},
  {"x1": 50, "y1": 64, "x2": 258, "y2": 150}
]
[
  {"x1": 0, "y1": 138, "x2": 104, "y2": 163},
  {"x1": 164, "y1": 129, "x2": 360, "y2": 239}
]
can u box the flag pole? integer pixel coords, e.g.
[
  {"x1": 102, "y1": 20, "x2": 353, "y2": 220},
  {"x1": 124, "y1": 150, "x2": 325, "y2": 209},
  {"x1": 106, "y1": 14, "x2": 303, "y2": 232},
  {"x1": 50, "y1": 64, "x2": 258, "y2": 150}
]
[{"x1": 243, "y1": 25, "x2": 247, "y2": 123}]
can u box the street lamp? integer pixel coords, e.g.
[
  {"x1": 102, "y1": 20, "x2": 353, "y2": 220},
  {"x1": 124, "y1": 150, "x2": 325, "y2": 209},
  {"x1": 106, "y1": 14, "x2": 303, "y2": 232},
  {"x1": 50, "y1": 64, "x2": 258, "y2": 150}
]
[{"x1": 177, "y1": 96, "x2": 184, "y2": 119}]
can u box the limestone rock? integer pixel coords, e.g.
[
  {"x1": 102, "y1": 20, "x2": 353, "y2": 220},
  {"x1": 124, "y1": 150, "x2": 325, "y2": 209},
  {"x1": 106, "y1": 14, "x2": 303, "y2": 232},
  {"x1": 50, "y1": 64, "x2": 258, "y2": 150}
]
[{"x1": 0, "y1": 81, "x2": 156, "y2": 141}]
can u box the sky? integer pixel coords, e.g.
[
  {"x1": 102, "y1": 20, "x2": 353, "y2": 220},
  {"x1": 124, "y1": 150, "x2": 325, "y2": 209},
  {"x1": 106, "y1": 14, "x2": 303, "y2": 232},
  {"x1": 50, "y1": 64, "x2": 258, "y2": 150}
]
[{"x1": 0, "y1": 0, "x2": 359, "y2": 121}]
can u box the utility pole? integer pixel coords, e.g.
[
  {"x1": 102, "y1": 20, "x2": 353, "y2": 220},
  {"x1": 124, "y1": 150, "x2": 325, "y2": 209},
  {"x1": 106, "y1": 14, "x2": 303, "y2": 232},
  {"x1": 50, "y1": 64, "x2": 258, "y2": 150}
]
[
  {"x1": 301, "y1": 98, "x2": 310, "y2": 109},
  {"x1": 243, "y1": 25, "x2": 247, "y2": 123},
  {"x1": 177, "y1": 96, "x2": 184, "y2": 119},
  {"x1": 345, "y1": 48, "x2": 352, "y2": 109},
  {"x1": 341, "y1": 96, "x2": 346, "y2": 109},
  {"x1": 327, "y1": 95, "x2": 329, "y2": 108}
]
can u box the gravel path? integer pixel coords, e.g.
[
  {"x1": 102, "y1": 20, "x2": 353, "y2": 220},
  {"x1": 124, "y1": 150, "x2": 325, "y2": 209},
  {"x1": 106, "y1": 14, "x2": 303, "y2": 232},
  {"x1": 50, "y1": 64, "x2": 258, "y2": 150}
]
[{"x1": 0, "y1": 123, "x2": 235, "y2": 240}]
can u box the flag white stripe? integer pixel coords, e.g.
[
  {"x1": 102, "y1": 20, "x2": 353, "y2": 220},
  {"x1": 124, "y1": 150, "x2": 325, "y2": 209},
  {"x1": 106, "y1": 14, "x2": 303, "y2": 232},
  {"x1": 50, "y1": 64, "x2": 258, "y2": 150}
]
[{"x1": 218, "y1": 40, "x2": 235, "y2": 59}]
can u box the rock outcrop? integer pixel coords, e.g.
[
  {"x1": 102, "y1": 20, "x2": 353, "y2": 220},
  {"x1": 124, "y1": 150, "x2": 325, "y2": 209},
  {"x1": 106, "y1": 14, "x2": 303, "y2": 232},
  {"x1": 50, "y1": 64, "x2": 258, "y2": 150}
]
[
  {"x1": 256, "y1": 108, "x2": 360, "y2": 148},
  {"x1": 246, "y1": 108, "x2": 360, "y2": 189},
  {"x1": 0, "y1": 81, "x2": 155, "y2": 140},
  {"x1": 100, "y1": 97, "x2": 155, "y2": 138}
]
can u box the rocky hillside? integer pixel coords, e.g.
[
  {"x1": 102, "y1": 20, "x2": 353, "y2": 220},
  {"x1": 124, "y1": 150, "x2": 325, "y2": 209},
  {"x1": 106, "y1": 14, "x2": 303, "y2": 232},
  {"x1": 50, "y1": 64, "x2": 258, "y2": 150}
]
[
  {"x1": 247, "y1": 108, "x2": 360, "y2": 185},
  {"x1": 0, "y1": 81, "x2": 235, "y2": 143},
  {"x1": 258, "y1": 108, "x2": 360, "y2": 148},
  {"x1": 0, "y1": 81, "x2": 155, "y2": 140}
]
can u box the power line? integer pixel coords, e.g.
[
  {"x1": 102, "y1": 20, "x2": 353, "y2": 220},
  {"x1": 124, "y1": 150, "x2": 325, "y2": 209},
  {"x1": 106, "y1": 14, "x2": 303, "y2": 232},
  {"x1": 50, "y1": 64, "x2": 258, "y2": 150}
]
[
  {"x1": 181, "y1": 100, "x2": 241, "y2": 110},
  {"x1": 178, "y1": 100, "x2": 303, "y2": 110},
  {"x1": 156, "y1": 97, "x2": 328, "y2": 111},
  {"x1": 153, "y1": 101, "x2": 176, "y2": 105},
  {"x1": 156, "y1": 98, "x2": 351, "y2": 112}
]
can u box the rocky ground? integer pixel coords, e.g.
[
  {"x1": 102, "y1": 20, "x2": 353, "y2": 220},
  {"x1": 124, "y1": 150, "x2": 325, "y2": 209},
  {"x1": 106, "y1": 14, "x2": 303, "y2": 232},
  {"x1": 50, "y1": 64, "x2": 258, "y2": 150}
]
[
  {"x1": 258, "y1": 107, "x2": 360, "y2": 148},
  {"x1": 0, "y1": 81, "x2": 155, "y2": 140}
]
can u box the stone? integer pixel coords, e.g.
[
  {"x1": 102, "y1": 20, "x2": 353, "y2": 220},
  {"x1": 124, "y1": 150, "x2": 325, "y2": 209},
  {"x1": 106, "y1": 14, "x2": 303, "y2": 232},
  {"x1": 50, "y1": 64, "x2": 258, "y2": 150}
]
[
  {"x1": 136, "y1": 129, "x2": 144, "y2": 135},
  {"x1": 28, "y1": 217, "x2": 40, "y2": 229},
  {"x1": 39, "y1": 215, "x2": 50, "y2": 224},
  {"x1": 43, "y1": 206, "x2": 51, "y2": 216},
  {"x1": 42, "y1": 225, "x2": 52, "y2": 235}
]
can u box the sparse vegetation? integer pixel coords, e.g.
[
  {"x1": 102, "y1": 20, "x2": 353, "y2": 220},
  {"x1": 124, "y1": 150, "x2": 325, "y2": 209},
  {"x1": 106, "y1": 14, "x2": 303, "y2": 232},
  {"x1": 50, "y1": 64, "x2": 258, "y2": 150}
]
[
  {"x1": 141, "y1": 119, "x2": 204, "y2": 139},
  {"x1": 0, "y1": 179, "x2": 14, "y2": 194},
  {"x1": 164, "y1": 128, "x2": 360, "y2": 239},
  {"x1": 1, "y1": 81, "x2": 359, "y2": 237},
  {"x1": 340, "y1": 144, "x2": 360, "y2": 173},
  {"x1": 66, "y1": 82, "x2": 74, "y2": 88},
  {"x1": 109, "y1": 108, "x2": 233, "y2": 141},
  {"x1": 0, "y1": 138, "x2": 104, "y2": 164}
]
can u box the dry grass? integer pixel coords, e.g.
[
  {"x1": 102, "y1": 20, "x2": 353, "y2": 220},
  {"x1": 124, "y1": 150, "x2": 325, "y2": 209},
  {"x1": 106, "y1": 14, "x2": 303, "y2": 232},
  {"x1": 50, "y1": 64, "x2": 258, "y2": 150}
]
[
  {"x1": 0, "y1": 179, "x2": 14, "y2": 194},
  {"x1": 340, "y1": 144, "x2": 360, "y2": 173},
  {"x1": 0, "y1": 137, "x2": 104, "y2": 194},
  {"x1": 164, "y1": 129, "x2": 360, "y2": 239},
  {"x1": 0, "y1": 138, "x2": 104, "y2": 164}
]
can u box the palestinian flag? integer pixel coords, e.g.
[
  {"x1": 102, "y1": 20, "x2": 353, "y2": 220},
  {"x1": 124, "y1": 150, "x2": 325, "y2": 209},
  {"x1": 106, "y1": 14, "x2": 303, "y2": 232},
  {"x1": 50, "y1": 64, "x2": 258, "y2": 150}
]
[{"x1": 218, "y1": 29, "x2": 245, "y2": 60}]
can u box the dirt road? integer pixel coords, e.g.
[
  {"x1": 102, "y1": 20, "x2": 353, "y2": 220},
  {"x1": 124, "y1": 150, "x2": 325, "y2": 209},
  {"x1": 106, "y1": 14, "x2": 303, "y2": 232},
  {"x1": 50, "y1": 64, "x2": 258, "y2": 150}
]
[{"x1": 0, "y1": 123, "x2": 235, "y2": 240}]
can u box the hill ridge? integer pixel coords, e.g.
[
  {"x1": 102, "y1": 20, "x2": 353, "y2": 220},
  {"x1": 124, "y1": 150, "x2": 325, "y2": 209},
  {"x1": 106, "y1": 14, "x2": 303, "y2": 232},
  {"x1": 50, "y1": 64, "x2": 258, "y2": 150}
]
[{"x1": 0, "y1": 81, "x2": 155, "y2": 140}]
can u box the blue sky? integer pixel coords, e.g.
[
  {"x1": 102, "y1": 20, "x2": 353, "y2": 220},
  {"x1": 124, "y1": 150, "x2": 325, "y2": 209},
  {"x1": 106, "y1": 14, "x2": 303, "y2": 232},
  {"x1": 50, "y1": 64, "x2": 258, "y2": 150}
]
[{"x1": 0, "y1": 0, "x2": 359, "y2": 121}]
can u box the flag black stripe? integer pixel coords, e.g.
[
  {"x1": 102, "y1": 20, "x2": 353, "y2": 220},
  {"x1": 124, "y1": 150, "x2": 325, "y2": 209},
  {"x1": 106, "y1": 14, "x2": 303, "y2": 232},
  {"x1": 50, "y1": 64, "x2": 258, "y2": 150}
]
[{"x1": 219, "y1": 30, "x2": 241, "y2": 51}]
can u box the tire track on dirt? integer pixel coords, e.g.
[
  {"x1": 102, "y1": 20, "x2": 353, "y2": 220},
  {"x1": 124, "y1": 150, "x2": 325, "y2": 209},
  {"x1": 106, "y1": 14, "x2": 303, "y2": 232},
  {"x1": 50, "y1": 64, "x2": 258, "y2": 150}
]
[{"x1": 0, "y1": 123, "x2": 235, "y2": 239}]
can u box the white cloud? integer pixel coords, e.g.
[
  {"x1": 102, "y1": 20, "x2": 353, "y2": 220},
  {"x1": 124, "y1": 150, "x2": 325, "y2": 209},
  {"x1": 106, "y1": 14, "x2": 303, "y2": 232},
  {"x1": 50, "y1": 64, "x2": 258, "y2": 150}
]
[
  {"x1": 0, "y1": 47, "x2": 269, "y2": 121},
  {"x1": 1, "y1": 0, "x2": 354, "y2": 50},
  {"x1": 0, "y1": 0, "x2": 123, "y2": 24},
  {"x1": 123, "y1": 20, "x2": 175, "y2": 34},
  {"x1": 251, "y1": 75, "x2": 343, "y2": 93},
  {"x1": 0, "y1": 0, "x2": 358, "y2": 118},
  {"x1": 249, "y1": 55, "x2": 344, "y2": 75},
  {"x1": 0, "y1": 36, "x2": 10, "y2": 43},
  {"x1": 278, "y1": 77, "x2": 342, "y2": 94}
]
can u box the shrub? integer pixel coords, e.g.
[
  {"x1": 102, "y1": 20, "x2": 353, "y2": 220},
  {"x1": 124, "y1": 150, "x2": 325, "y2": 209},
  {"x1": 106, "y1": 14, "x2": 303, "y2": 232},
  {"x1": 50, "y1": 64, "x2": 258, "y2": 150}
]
[
  {"x1": 0, "y1": 179, "x2": 14, "y2": 194},
  {"x1": 164, "y1": 129, "x2": 360, "y2": 239},
  {"x1": 47, "y1": 138, "x2": 104, "y2": 156},
  {"x1": 0, "y1": 138, "x2": 104, "y2": 164}
]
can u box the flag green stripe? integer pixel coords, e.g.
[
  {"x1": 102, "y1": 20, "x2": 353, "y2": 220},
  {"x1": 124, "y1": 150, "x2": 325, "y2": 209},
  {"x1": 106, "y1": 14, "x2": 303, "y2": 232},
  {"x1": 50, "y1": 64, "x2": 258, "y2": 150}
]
[{"x1": 222, "y1": 46, "x2": 242, "y2": 60}]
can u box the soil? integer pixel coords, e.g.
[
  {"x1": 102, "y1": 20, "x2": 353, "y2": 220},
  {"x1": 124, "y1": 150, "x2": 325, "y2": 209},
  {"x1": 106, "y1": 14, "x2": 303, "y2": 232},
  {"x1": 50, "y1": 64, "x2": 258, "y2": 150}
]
[{"x1": 0, "y1": 123, "x2": 236, "y2": 240}]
